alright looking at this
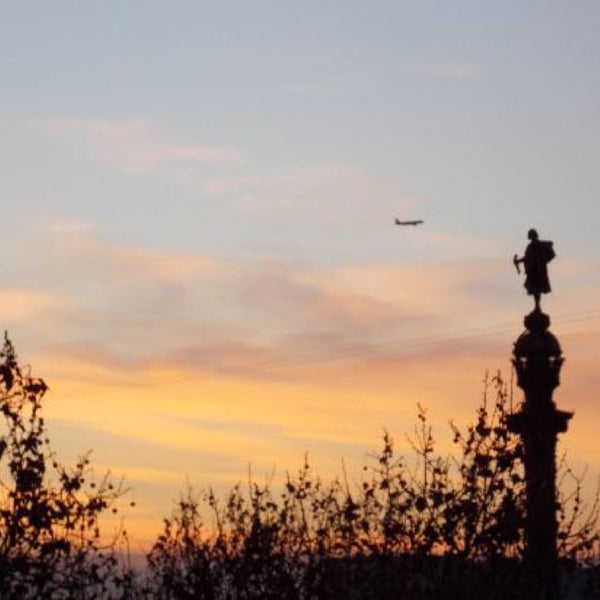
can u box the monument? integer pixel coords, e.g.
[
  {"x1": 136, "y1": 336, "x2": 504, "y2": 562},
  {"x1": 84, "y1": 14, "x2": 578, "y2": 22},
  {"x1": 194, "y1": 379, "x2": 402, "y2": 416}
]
[{"x1": 508, "y1": 230, "x2": 572, "y2": 599}]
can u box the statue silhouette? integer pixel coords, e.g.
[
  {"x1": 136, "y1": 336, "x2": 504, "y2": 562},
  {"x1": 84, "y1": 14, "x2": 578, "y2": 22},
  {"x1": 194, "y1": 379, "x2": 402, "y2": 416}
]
[{"x1": 513, "y1": 229, "x2": 555, "y2": 311}]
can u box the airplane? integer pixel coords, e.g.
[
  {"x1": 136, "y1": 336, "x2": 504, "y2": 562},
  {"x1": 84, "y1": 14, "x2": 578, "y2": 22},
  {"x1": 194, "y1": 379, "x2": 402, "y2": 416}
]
[{"x1": 395, "y1": 219, "x2": 424, "y2": 226}]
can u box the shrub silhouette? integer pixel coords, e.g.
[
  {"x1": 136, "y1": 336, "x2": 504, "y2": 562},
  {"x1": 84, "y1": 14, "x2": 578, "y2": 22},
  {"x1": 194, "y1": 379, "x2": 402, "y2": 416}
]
[
  {"x1": 146, "y1": 375, "x2": 599, "y2": 599},
  {"x1": 0, "y1": 334, "x2": 134, "y2": 599},
  {"x1": 0, "y1": 333, "x2": 596, "y2": 598}
]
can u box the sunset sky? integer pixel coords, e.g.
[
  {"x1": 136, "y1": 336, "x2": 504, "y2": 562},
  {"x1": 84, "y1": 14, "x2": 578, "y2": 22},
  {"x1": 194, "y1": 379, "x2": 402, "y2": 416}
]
[{"x1": 2, "y1": 2, "x2": 600, "y2": 550}]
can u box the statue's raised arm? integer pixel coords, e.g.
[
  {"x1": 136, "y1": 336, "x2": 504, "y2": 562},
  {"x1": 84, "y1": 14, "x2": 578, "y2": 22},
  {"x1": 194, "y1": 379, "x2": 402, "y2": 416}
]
[{"x1": 513, "y1": 229, "x2": 555, "y2": 312}]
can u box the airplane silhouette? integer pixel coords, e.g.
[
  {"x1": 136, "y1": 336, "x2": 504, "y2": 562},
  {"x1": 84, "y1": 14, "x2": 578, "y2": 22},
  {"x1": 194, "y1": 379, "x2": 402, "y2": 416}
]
[{"x1": 395, "y1": 219, "x2": 424, "y2": 226}]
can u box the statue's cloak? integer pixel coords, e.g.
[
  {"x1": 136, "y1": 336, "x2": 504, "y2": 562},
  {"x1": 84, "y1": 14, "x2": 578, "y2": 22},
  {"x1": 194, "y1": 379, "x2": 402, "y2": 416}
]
[{"x1": 524, "y1": 240, "x2": 554, "y2": 295}]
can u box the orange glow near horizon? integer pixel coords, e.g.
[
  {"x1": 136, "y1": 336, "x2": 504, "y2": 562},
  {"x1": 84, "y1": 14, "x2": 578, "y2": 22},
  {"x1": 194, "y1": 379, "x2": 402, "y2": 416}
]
[
  {"x1": 29, "y1": 315, "x2": 600, "y2": 552},
  {"x1": 2, "y1": 2, "x2": 600, "y2": 572}
]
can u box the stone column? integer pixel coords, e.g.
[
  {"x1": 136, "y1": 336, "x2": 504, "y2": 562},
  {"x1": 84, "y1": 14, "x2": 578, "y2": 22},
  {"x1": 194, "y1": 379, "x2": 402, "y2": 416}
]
[{"x1": 507, "y1": 310, "x2": 573, "y2": 600}]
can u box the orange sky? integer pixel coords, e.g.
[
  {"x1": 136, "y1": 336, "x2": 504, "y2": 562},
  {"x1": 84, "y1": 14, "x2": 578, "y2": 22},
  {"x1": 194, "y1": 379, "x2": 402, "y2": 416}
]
[
  {"x1": 3, "y1": 1, "x2": 600, "y2": 557},
  {"x1": 17, "y1": 248, "x2": 598, "y2": 551}
]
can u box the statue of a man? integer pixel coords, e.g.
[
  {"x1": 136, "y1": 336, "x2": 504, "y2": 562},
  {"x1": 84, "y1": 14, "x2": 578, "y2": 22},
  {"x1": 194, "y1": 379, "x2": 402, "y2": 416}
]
[{"x1": 513, "y1": 229, "x2": 555, "y2": 311}]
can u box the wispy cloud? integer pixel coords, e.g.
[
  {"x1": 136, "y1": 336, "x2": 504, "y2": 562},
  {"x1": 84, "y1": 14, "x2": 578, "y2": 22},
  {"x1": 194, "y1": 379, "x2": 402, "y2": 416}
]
[
  {"x1": 35, "y1": 118, "x2": 244, "y2": 169},
  {"x1": 196, "y1": 164, "x2": 419, "y2": 231},
  {"x1": 0, "y1": 288, "x2": 73, "y2": 323},
  {"x1": 17, "y1": 226, "x2": 520, "y2": 380},
  {"x1": 49, "y1": 227, "x2": 228, "y2": 284},
  {"x1": 11, "y1": 229, "x2": 598, "y2": 548},
  {"x1": 199, "y1": 164, "x2": 384, "y2": 211},
  {"x1": 22, "y1": 225, "x2": 598, "y2": 378},
  {"x1": 200, "y1": 165, "x2": 368, "y2": 198}
]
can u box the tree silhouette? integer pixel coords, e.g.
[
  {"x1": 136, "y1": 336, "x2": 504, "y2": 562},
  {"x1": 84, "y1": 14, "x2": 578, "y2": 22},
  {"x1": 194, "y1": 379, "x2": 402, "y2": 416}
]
[
  {"x1": 0, "y1": 334, "x2": 134, "y2": 599},
  {"x1": 146, "y1": 375, "x2": 599, "y2": 599},
  {"x1": 0, "y1": 332, "x2": 596, "y2": 598}
]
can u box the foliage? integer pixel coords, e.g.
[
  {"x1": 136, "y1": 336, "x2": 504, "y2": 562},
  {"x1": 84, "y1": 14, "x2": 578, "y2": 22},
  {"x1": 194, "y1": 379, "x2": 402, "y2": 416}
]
[
  {"x1": 0, "y1": 332, "x2": 597, "y2": 598},
  {"x1": 146, "y1": 374, "x2": 600, "y2": 599},
  {"x1": 0, "y1": 334, "x2": 135, "y2": 599}
]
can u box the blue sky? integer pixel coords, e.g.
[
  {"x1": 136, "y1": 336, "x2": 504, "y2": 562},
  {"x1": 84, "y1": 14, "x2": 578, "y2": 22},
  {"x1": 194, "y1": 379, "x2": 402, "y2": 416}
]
[
  {"x1": 1, "y1": 2, "x2": 599, "y2": 547},
  {"x1": 3, "y1": 1, "x2": 599, "y2": 258}
]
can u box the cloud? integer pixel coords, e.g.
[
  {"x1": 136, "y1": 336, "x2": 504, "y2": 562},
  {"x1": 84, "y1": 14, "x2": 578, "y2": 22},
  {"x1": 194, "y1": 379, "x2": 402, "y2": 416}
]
[
  {"x1": 9, "y1": 244, "x2": 598, "y2": 551},
  {"x1": 199, "y1": 164, "x2": 392, "y2": 214},
  {"x1": 200, "y1": 165, "x2": 367, "y2": 198},
  {"x1": 50, "y1": 228, "x2": 228, "y2": 284},
  {"x1": 8, "y1": 227, "x2": 519, "y2": 384},
  {"x1": 19, "y1": 225, "x2": 599, "y2": 386},
  {"x1": 15, "y1": 226, "x2": 521, "y2": 371},
  {"x1": 0, "y1": 288, "x2": 71, "y2": 322},
  {"x1": 12, "y1": 232, "x2": 529, "y2": 406},
  {"x1": 35, "y1": 118, "x2": 244, "y2": 169},
  {"x1": 49, "y1": 219, "x2": 96, "y2": 235},
  {"x1": 10, "y1": 230, "x2": 600, "y2": 536},
  {"x1": 192, "y1": 163, "x2": 421, "y2": 234}
]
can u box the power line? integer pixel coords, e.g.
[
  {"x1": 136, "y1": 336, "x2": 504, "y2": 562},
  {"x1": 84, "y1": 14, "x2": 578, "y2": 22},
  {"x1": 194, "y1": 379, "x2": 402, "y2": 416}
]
[{"x1": 142, "y1": 307, "x2": 600, "y2": 385}]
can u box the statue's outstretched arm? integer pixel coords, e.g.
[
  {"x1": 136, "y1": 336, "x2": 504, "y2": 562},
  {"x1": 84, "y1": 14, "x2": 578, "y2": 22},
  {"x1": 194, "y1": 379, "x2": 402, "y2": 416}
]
[{"x1": 513, "y1": 254, "x2": 523, "y2": 274}]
